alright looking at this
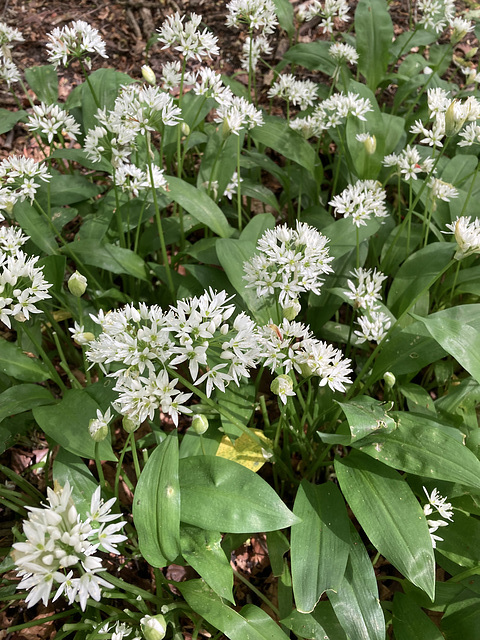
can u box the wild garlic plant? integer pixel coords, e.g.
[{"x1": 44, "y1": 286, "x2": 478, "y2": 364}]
[{"x1": 2, "y1": 1, "x2": 480, "y2": 638}]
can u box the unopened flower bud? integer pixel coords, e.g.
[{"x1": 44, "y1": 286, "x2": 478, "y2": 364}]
[
  {"x1": 141, "y1": 614, "x2": 167, "y2": 640},
  {"x1": 383, "y1": 371, "x2": 396, "y2": 390},
  {"x1": 222, "y1": 118, "x2": 231, "y2": 139},
  {"x1": 123, "y1": 416, "x2": 139, "y2": 433},
  {"x1": 181, "y1": 122, "x2": 190, "y2": 136},
  {"x1": 466, "y1": 47, "x2": 478, "y2": 60},
  {"x1": 283, "y1": 299, "x2": 301, "y2": 321},
  {"x1": 192, "y1": 414, "x2": 209, "y2": 435},
  {"x1": 364, "y1": 134, "x2": 376, "y2": 155},
  {"x1": 445, "y1": 100, "x2": 467, "y2": 137},
  {"x1": 220, "y1": 323, "x2": 229, "y2": 335},
  {"x1": 74, "y1": 331, "x2": 95, "y2": 346},
  {"x1": 68, "y1": 271, "x2": 87, "y2": 297},
  {"x1": 142, "y1": 65, "x2": 156, "y2": 85}
]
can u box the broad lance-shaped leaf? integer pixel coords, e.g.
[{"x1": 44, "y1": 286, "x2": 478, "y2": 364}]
[
  {"x1": 355, "y1": 414, "x2": 480, "y2": 490},
  {"x1": 355, "y1": 0, "x2": 393, "y2": 91},
  {"x1": 328, "y1": 525, "x2": 386, "y2": 640},
  {"x1": 0, "y1": 384, "x2": 54, "y2": 423},
  {"x1": 291, "y1": 480, "x2": 350, "y2": 613},
  {"x1": 337, "y1": 397, "x2": 397, "y2": 443},
  {"x1": 179, "y1": 456, "x2": 300, "y2": 533},
  {"x1": 133, "y1": 432, "x2": 181, "y2": 566},
  {"x1": 414, "y1": 305, "x2": 480, "y2": 386},
  {"x1": 335, "y1": 451, "x2": 435, "y2": 600},
  {"x1": 393, "y1": 592, "x2": 444, "y2": 640},
  {"x1": 177, "y1": 580, "x2": 290, "y2": 640},
  {"x1": 180, "y1": 525, "x2": 234, "y2": 603}
]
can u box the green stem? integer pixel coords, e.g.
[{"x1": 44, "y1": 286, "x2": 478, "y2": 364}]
[
  {"x1": 52, "y1": 331, "x2": 82, "y2": 388},
  {"x1": 22, "y1": 323, "x2": 66, "y2": 391},
  {"x1": 237, "y1": 134, "x2": 242, "y2": 231},
  {"x1": 94, "y1": 441, "x2": 107, "y2": 489},
  {"x1": 232, "y1": 567, "x2": 280, "y2": 617},
  {"x1": 129, "y1": 431, "x2": 141, "y2": 480}
]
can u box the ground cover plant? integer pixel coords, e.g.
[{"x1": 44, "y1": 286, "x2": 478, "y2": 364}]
[{"x1": 1, "y1": 0, "x2": 480, "y2": 638}]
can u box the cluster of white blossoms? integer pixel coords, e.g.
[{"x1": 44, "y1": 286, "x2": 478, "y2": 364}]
[
  {"x1": 241, "y1": 35, "x2": 272, "y2": 72},
  {"x1": 444, "y1": 215, "x2": 480, "y2": 260},
  {"x1": 344, "y1": 268, "x2": 392, "y2": 345},
  {"x1": 13, "y1": 482, "x2": 127, "y2": 610},
  {"x1": 113, "y1": 163, "x2": 168, "y2": 197},
  {"x1": 0, "y1": 155, "x2": 52, "y2": 212},
  {"x1": 26, "y1": 102, "x2": 81, "y2": 145},
  {"x1": 329, "y1": 180, "x2": 388, "y2": 227},
  {"x1": 86, "y1": 290, "x2": 259, "y2": 426},
  {"x1": 423, "y1": 486, "x2": 454, "y2": 548},
  {"x1": 243, "y1": 222, "x2": 334, "y2": 310},
  {"x1": 157, "y1": 12, "x2": 219, "y2": 61},
  {"x1": 46, "y1": 20, "x2": 108, "y2": 69},
  {"x1": 0, "y1": 21, "x2": 23, "y2": 87},
  {"x1": 0, "y1": 245, "x2": 52, "y2": 328},
  {"x1": 258, "y1": 319, "x2": 352, "y2": 393},
  {"x1": 416, "y1": 0, "x2": 455, "y2": 34},
  {"x1": 410, "y1": 89, "x2": 480, "y2": 148},
  {"x1": 223, "y1": 171, "x2": 243, "y2": 201},
  {"x1": 214, "y1": 90, "x2": 264, "y2": 135},
  {"x1": 84, "y1": 83, "x2": 181, "y2": 171},
  {"x1": 297, "y1": 0, "x2": 350, "y2": 34},
  {"x1": 329, "y1": 42, "x2": 359, "y2": 66},
  {"x1": 427, "y1": 177, "x2": 458, "y2": 208},
  {"x1": 226, "y1": 0, "x2": 279, "y2": 35},
  {"x1": 290, "y1": 91, "x2": 373, "y2": 137},
  {"x1": 0, "y1": 225, "x2": 28, "y2": 253},
  {"x1": 268, "y1": 74, "x2": 318, "y2": 111},
  {"x1": 383, "y1": 145, "x2": 435, "y2": 181}
]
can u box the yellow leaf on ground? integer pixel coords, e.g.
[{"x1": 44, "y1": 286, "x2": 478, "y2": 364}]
[{"x1": 216, "y1": 429, "x2": 272, "y2": 473}]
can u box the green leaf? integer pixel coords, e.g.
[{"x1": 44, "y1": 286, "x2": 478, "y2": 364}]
[
  {"x1": 0, "y1": 109, "x2": 26, "y2": 135},
  {"x1": 43, "y1": 174, "x2": 103, "y2": 207},
  {"x1": 167, "y1": 176, "x2": 233, "y2": 238},
  {"x1": 283, "y1": 42, "x2": 336, "y2": 75},
  {"x1": 33, "y1": 389, "x2": 116, "y2": 461},
  {"x1": 338, "y1": 397, "x2": 397, "y2": 443},
  {"x1": 414, "y1": 305, "x2": 480, "y2": 386},
  {"x1": 250, "y1": 116, "x2": 317, "y2": 175},
  {"x1": 272, "y1": 0, "x2": 294, "y2": 36},
  {"x1": 266, "y1": 530, "x2": 289, "y2": 577},
  {"x1": 133, "y1": 432, "x2": 181, "y2": 565},
  {"x1": 197, "y1": 127, "x2": 242, "y2": 198},
  {"x1": 62, "y1": 240, "x2": 148, "y2": 280},
  {"x1": 240, "y1": 605, "x2": 291, "y2": 640},
  {"x1": 291, "y1": 481, "x2": 350, "y2": 613},
  {"x1": 13, "y1": 200, "x2": 59, "y2": 255},
  {"x1": 218, "y1": 382, "x2": 256, "y2": 440},
  {"x1": 52, "y1": 450, "x2": 99, "y2": 520},
  {"x1": 177, "y1": 580, "x2": 289, "y2": 640},
  {"x1": 280, "y1": 602, "x2": 347, "y2": 640},
  {"x1": 399, "y1": 383, "x2": 437, "y2": 415},
  {"x1": 37, "y1": 255, "x2": 67, "y2": 294},
  {"x1": 179, "y1": 456, "x2": 300, "y2": 533},
  {"x1": 242, "y1": 181, "x2": 280, "y2": 212},
  {"x1": 437, "y1": 510, "x2": 480, "y2": 569},
  {"x1": 335, "y1": 451, "x2": 435, "y2": 599},
  {"x1": 0, "y1": 384, "x2": 54, "y2": 423},
  {"x1": 51, "y1": 148, "x2": 112, "y2": 172},
  {"x1": 355, "y1": 0, "x2": 394, "y2": 90},
  {"x1": 24, "y1": 65, "x2": 58, "y2": 103},
  {"x1": 180, "y1": 525, "x2": 233, "y2": 602},
  {"x1": 387, "y1": 243, "x2": 454, "y2": 317},
  {"x1": 329, "y1": 525, "x2": 386, "y2": 640},
  {"x1": 393, "y1": 592, "x2": 444, "y2": 640},
  {"x1": 0, "y1": 340, "x2": 50, "y2": 382}
]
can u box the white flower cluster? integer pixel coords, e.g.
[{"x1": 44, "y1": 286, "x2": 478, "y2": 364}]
[
  {"x1": 241, "y1": 35, "x2": 272, "y2": 72},
  {"x1": 290, "y1": 91, "x2": 373, "y2": 137},
  {"x1": 268, "y1": 74, "x2": 318, "y2": 111},
  {"x1": 0, "y1": 21, "x2": 23, "y2": 87},
  {"x1": 0, "y1": 155, "x2": 52, "y2": 212},
  {"x1": 157, "y1": 12, "x2": 219, "y2": 61},
  {"x1": 96, "y1": 621, "x2": 139, "y2": 640},
  {"x1": 26, "y1": 102, "x2": 81, "y2": 144},
  {"x1": 0, "y1": 55, "x2": 21, "y2": 87},
  {"x1": 383, "y1": 145, "x2": 435, "y2": 181},
  {"x1": 0, "y1": 245, "x2": 52, "y2": 327},
  {"x1": 417, "y1": 0, "x2": 455, "y2": 33},
  {"x1": 214, "y1": 90, "x2": 264, "y2": 135},
  {"x1": 297, "y1": 0, "x2": 350, "y2": 34},
  {"x1": 0, "y1": 21, "x2": 24, "y2": 49},
  {"x1": 427, "y1": 177, "x2": 458, "y2": 206},
  {"x1": 410, "y1": 89, "x2": 480, "y2": 148},
  {"x1": 113, "y1": 163, "x2": 167, "y2": 197},
  {"x1": 226, "y1": 0, "x2": 279, "y2": 35},
  {"x1": 13, "y1": 482, "x2": 127, "y2": 610},
  {"x1": 46, "y1": 20, "x2": 108, "y2": 69},
  {"x1": 243, "y1": 222, "x2": 334, "y2": 309},
  {"x1": 84, "y1": 84, "x2": 181, "y2": 170},
  {"x1": 258, "y1": 319, "x2": 352, "y2": 392},
  {"x1": 0, "y1": 226, "x2": 28, "y2": 253},
  {"x1": 444, "y1": 215, "x2": 480, "y2": 260},
  {"x1": 344, "y1": 268, "x2": 391, "y2": 345},
  {"x1": 86, "y1": 290, "x2": 259, "y2": 426},
  {"x1": 329, "y1": 180, "x2": 388, "y2": 227},
  {"x1": 329, "y1": 42, "x2": 359, "y2": 66},
  {"x1": 223, "y1": 171, "x2": 243, "y2": 200},
  {"x1": 423, "y1": 486, "x2": 454, "y2": 548}
]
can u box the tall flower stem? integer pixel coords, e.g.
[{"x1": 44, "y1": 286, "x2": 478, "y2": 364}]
[
  {"x1": 94, "y1": 441, "x2": 107, "y2": 489},
  {"x1": 145, "y1": 132, "x2": 175, "y2": 299},
  {"x1": 237, "y1": 133, "x2": 243, "y2": 230},
  {"x1": 22, "y1": 322, "x2": 66, "y2": 392}
]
